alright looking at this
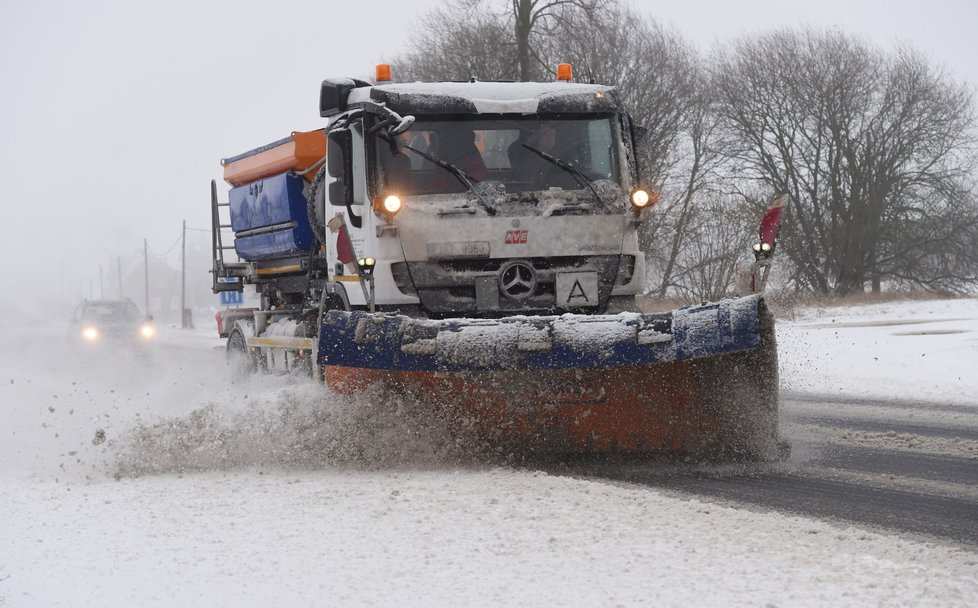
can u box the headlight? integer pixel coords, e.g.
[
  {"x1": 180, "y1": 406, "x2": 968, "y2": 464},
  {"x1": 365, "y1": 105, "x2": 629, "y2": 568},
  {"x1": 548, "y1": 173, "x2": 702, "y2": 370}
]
[
  {"x1": 630, "y1": 189, "x2": 657, "y2": 209},
  {"x1": 382, "y1": 195, "x2": 402, "y2": 214},
  {"x1": 373, "y1": 194, "x2": 403, "y2": 217},
  {"x1": 82, "y1": 327, "x2": 98, "y2": 341},
  {"x1": 140, "y1": 324, "x2": 156, "y2": 339}
]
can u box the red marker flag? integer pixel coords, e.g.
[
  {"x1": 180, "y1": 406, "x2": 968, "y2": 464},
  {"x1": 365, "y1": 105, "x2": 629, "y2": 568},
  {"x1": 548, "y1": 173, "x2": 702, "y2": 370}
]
[
  {"x1": 759, "y1": 195, "x2": 787, "y2": 246},
  {"x1": 327, "y1": 213, "x2": 358, "y2": 271}
]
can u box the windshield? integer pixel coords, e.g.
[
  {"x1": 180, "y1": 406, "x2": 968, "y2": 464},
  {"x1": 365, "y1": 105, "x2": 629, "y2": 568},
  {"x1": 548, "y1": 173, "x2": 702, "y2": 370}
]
[
  {"x1": 82, "y1": 301, "x2": 141, "y2": 323},
  {"x1": 375, "y1": 116, "x2": 619, "y2": 197}
]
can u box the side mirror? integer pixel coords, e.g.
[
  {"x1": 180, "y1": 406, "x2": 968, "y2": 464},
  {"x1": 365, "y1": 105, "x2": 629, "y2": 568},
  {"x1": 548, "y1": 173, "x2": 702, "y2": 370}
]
[
  {"x1": 145, "y1": 314, "x2": 154, "y2": 322},
  {"x1": 327, "y1": 129, "x2": 352, "y2": 179},
  {"x1": 328, "y1": 180, "x2": 350, "y2": 208},
  {"x1": 320, "y1": 79, "x2": 356, "y2": 118},
  {"x1": 327, "y1": 128, "x2": 361, "y2": 227},
  {"x1": 327, "y1": 129, "x2": 353, "y2": 208}
]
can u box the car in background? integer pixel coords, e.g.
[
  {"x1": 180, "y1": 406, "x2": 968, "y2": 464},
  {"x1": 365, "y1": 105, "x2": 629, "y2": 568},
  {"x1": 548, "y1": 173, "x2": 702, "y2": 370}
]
[{"x1": 69, "y1": 299, "x2": 156, "y2": 347}]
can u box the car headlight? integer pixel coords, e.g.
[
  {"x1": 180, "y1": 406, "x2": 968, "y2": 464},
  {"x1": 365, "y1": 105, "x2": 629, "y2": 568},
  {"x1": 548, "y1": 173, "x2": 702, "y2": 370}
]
[
  {"x1": 141, "y1": 324, "x2": 156, "y2": 339},
  {"x1": 82, "y1": 327, "x2": 99, "y2": 341}
]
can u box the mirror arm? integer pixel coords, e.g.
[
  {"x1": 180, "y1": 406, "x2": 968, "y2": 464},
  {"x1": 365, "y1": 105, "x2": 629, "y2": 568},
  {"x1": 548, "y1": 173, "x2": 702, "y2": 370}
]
[{"x1": 363, "y1": 102, "x2": 415, "y2": 135}]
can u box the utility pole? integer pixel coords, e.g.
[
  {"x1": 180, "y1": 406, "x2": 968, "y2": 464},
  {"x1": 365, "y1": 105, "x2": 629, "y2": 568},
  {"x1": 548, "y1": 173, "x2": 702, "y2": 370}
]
[
  {"x1": 144, "y1": 238, "x2": 150, "y2": 316},
  {"x1": 99, "y1": 265, "x2": 104, "y2": 299},
  {"x1": 181, "y1": 219, "x2": 188, "y2": 328},
  {"x1": 118, "y1": 257, "x2": 123, "y2": 298}
]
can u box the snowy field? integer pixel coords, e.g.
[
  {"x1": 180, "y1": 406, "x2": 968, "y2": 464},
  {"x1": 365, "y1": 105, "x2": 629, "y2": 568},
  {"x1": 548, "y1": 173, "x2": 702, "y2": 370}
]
[
  {"x1": 778, "y1": 297, "x2": 978, "y2": 406},
  {"x1": 1, "y1": 297, "x2": 977, "y2": 606}
]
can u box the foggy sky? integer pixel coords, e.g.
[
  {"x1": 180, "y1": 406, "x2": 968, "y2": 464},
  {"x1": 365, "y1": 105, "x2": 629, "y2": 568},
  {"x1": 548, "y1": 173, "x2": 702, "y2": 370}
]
[{"x1": 1, "y1": 0, "x2": 975, "y2": 308}]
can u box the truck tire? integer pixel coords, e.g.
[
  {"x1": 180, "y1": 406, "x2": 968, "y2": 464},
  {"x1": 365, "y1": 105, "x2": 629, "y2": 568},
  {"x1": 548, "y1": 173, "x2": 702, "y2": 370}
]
[{"x1": 226, "y1": 327, "x2": 258, "y2": 376}]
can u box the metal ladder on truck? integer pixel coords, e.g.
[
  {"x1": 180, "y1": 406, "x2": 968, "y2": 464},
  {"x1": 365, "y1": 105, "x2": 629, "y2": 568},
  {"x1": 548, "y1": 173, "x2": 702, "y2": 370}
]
[{"x1": 210, "y1": 179, "x2": 252, "y2": 294}]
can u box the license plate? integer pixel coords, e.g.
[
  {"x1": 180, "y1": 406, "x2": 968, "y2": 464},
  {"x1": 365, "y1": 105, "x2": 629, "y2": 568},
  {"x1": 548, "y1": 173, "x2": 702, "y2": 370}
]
[
  {"x1": 426, "y1": 241, "x2": 490, "y2": 259},
  {"x1": 556, "y1": 272, "x2": 599, "y2": 307}
]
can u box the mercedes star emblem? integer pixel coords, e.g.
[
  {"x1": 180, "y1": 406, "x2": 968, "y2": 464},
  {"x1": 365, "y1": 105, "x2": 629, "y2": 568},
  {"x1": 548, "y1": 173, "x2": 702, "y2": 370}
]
[{"x1": 499, "y1": 261, "x2": 536, "y2": 300}]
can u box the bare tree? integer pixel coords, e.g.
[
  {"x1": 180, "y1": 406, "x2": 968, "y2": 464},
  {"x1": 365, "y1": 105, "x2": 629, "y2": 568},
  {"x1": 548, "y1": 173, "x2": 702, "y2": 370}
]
[
  {"x1": 648, "y1": 66, "x2": 729, "y2": 297},
  {"x1": 669, "y1": 194, "x2": 758, "y2": 301},
  {"x1": 508, "y1": 0, "x2": 600, "y2": 81},
  {"x1": 878, "y1": 189, "x2": 978, "y2": 293},
  {"x1": 398, "y1": 0, "x2": 600, "y2": 82},
  {"x1": 392, "y1": 6, "x2": 517, "y2": 82},
  {"x1": 713, "y1": 28, "x2": 977, "y2": 295}
]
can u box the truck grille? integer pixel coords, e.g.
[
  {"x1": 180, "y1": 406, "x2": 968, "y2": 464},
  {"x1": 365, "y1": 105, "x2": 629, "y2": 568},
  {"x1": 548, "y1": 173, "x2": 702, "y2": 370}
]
[{"x1": 403, "y1": 255, "x2": 625, "y2": 316}]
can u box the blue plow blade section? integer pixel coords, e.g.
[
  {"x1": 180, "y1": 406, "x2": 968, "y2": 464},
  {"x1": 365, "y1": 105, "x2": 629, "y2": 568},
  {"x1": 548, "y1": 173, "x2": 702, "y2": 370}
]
[{"x1": 317, "y1": 295, "x2": 764, "y2": 372}]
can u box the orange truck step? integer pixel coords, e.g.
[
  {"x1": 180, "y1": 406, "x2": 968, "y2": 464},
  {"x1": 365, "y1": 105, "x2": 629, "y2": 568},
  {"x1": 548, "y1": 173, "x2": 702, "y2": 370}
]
[{"x1": 222, "y1": 129, "x2": 326, "y2": 186}]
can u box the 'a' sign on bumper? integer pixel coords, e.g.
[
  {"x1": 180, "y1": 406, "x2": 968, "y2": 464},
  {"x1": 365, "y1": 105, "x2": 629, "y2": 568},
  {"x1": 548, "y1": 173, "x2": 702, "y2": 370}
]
[{"x1": 556, "y1": 272, "x2": 599, "y2": 307}]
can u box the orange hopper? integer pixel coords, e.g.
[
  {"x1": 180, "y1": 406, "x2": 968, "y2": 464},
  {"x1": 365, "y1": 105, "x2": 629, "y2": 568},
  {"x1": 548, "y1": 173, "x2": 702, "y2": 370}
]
[{"x1": 222, "y1": 130, "x2": 326, "y2": 187}]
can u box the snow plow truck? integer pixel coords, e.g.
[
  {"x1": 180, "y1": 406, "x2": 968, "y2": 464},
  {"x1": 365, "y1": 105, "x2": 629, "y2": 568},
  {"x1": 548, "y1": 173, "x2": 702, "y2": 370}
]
[{"x1": 211, "y1": 63, "x2": 785, "y2": 460}]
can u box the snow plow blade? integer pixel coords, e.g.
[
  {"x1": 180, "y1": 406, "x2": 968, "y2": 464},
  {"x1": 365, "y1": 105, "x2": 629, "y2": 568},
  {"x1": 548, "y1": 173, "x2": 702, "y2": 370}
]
[{"x1": 318, "y1": 295, "x2": 779, "y2": 460}]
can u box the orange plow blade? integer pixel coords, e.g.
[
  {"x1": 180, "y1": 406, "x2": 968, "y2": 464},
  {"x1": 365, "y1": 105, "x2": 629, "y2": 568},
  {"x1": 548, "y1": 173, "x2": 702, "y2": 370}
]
[{"x1": 321, "y1": 296, "x2": 779, "y2": 460}]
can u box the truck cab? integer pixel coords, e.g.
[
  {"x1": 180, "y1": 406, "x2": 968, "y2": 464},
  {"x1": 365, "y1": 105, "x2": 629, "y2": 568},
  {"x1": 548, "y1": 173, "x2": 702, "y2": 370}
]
[
  {"x1": 212, "y1": 65, "x2": 657, "y2": 374},
  {"x1": 316, "y1": 68, "x2": 654, "y2": 318}
]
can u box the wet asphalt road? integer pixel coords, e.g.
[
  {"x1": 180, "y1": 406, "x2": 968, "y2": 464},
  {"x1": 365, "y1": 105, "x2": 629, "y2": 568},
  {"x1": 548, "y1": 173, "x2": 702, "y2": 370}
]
[{"x1": 559, "y1": 393, "x2": 978, "y2": 548}]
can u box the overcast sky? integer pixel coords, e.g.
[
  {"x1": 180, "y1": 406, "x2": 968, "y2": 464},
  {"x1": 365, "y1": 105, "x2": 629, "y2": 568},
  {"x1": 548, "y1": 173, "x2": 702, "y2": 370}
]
[{"x1": 1, "y1": 0, "x2": 975, "y2": 307}]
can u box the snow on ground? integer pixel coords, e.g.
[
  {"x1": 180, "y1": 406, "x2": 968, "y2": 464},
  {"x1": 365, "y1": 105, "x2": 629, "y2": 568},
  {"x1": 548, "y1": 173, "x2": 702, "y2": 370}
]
[
  {"x1": 1, "y1": 300, "x2": 977, "y2": 607},
  {"x1": 4, "y1": 469, "x2": 977, "y2": 607},
  {"x1": 778, "y1": 297, "x2": 978, "y2": 407}
]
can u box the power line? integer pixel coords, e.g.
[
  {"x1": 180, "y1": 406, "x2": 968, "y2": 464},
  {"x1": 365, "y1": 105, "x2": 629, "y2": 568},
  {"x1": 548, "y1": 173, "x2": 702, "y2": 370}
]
[{"x1": 150, "y1": 232, "x2": 184, "y2": 257}]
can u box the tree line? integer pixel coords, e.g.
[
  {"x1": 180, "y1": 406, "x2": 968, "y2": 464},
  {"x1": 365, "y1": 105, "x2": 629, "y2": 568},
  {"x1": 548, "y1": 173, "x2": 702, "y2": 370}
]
[{"x1": 390, "y1": 0, "x2": 978, "y2": 298}]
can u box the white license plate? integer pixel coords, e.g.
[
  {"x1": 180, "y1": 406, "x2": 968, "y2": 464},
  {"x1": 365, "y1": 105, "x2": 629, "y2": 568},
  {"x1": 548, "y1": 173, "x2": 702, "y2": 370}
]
[
  {"x1": 426, "y1": 241, "x2": 490, "y2": 259},
  {"x1": 556, "y1": 272, "x2": 599, "y2": 307}
]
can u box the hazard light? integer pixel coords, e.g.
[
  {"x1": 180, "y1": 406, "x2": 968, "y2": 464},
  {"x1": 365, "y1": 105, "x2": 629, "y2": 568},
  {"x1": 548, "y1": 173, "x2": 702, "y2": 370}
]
[
  {"x1": 556, "y1": 63, "x2": 573, "y2": 81},
  {"x1": 82, "y1": 327, "x2": 98, "y2": 341},
  {"x1": 376, "y1": 64, "x2": 392, "y2": 82}
]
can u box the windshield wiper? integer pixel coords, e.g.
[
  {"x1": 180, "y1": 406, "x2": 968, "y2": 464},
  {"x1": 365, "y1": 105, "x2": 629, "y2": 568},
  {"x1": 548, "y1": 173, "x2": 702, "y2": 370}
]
[
  {"x1": 521, "y1": 144, "x2": 613, "y2": 212},
  {"x1": 400, "y1": 144, "x2": 496, "y2": 216}
]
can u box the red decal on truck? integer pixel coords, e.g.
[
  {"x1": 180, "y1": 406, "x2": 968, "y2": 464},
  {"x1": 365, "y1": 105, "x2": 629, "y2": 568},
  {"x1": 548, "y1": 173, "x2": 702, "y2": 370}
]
[{"x1": 505, "y1": 230, "x2": 528, "y2": 244}]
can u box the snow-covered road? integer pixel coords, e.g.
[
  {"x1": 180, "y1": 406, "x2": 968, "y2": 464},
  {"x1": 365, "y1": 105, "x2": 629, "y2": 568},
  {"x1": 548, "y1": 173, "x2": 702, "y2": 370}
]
[{"x1": 2, "y1": 298, "x2": 977, "y2": 606}]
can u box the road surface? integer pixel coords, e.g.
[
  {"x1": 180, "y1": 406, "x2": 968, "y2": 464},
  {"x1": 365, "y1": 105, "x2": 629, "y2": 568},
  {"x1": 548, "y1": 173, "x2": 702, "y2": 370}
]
[{"x1": 558, "y1": 393, "x2": 978, "y2": 547}]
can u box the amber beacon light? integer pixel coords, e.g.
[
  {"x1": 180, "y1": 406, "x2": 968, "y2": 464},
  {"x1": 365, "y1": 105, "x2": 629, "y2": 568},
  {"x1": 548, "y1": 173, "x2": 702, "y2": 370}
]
[
  {"x1": 376, "y1": 64, "x2": 392, "y2": 82},
  {"x1": 556, "y1": 63, "x2": 573, "y2": 81}
]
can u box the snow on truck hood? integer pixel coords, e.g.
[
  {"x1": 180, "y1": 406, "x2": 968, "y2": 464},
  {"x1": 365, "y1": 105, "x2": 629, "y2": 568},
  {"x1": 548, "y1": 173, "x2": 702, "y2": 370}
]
[{"x1": 348, "y1": 81, "x2": 620, "y2": 115}]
